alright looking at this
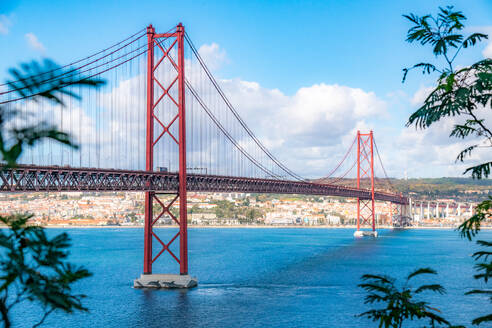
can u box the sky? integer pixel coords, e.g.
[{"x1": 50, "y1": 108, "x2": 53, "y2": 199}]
[{"x1": 0, "y1": 0, "x2": 491, "y2": 179}]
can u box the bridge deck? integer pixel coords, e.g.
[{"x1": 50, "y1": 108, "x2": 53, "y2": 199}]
[{"x1": 0, "y1": 165, "x2": 407, "y2": 204}]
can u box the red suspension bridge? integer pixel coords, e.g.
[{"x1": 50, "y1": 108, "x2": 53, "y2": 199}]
[{"x1": 0, "y1": 24, "x2": 408, "y2": 287}]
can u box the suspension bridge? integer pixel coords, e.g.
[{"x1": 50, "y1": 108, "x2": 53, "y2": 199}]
[{"x1": 0, "y1": 23, "x2": 408, "y2": 288}]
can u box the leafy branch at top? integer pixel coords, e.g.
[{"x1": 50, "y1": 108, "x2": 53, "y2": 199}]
[
  {"x1": 403, "y1": 6, "x2": 491, "y2": 179},
  {"x1": 402, "y1": 6, "x2": 488, "y2": 82}
]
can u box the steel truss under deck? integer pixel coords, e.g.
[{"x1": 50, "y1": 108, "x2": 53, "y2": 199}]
[{"x1": 0, "y1": 165, "x2": 407, "y2": 204}]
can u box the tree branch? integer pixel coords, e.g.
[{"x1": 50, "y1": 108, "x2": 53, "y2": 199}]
[{"x1": 32, "y1": 308, "x2": 55, "y2": 328}]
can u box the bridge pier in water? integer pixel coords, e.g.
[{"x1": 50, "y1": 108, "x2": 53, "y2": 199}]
[{"x1": 134, "y1": 23, "x2": 197, "y2": 289}]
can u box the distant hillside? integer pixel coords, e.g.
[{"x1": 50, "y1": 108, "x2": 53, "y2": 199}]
[
  {"x1": 312, "y1": 177, "x2": 491, "y2": 202},
  {"x1": 400, "y1": 177, "x2": 492, "y2": 186},
  {"x1": 385, "y1": 177, "x2": 490, "y2": 202}
]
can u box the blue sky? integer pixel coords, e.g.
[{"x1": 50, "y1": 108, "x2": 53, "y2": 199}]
[{"x1": 1, "y1": 0, "x2": 492, "y2": 178}]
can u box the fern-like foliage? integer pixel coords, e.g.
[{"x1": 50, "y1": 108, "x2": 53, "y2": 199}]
[
  {"x1": 406, "y1": 59, "x2": 492, "y2": 131},
  {"x1": 357, "y1": 267, "x2": 460, "y2": 328},
  {"x1": 0, "y1": 214, "x2": 91, "y2": 327}
]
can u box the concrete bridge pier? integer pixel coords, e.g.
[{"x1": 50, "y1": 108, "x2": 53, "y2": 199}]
[
  {"x1": 354, "y1": 230, "x2": 378, "y2": 237},
  {"x1": 134, "y1": 274, "x2": 198, "y2": 289}
]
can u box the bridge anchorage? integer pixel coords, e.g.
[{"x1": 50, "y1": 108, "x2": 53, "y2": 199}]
[{"x1": 0, "y1": 22, "x2": 409, "y2": 289}]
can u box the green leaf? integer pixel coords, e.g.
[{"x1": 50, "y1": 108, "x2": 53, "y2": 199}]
[
  {"x1": 465, "y1": 289, "x2": 492, "y2": 296},
  {"x1": 463, "y1": 162, "x2": 492, "y2": 179},
  {"x1": 471, "y1": 313, "x2": 492, "y2": 325},
  {"x1": 462, "y1": 33, "x2": 488, "y2": 48},
  {"x1": 450, "y1": 120, "x2": 483, "y2": 139},
  {"x1": 407, "y1": 267, "x2": 437, "y2": 280},
  {"x1": 6, "y1": 60, "x2": 105, "y2": 106},
  {"x1": 455, "y1": 144, "x2": 477, "y2": 162},
  {"x1": 358, "y1": 267, "x2": 456, "y2": 327},
  {"x1": 360, "y1": 274, "x2": 393, "y2": 284},
  {"x1": 402, "y1": 63, "x2": 440, "y2": 82},
  {"x1": 457, "y1": 198, "x2": 490, "y2": 240},
  {"x1": 414, "y1": 284, "x2": 446, "y2": 294}
]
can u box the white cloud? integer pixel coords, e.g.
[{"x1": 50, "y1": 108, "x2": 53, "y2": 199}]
[
  {"x1": 411, "y1": 85, "x2": 434, "y2": 106},
  {"x1": 385, "y1": 85, "x2": 492, "y2": 178},
  {"x1": 220, "y1": 80, "x2": 386, "y2": 146},
  {"x1": 25, "y1": 33, "x2": 45, "y2": 52},
  {"x1": 16, "y1": 63, "x2": 387, "y2": 179},
  {"x1": 484, "y1": 42, "x2": 492, "y2": 59},
  {"x1": 282, "y1": 84, "x2": 386, "y2": 144},
  {"x1": 478, "y1": 26, "x2": 492, "y2": 59},
  {"x1": 392, "y1": 122, "x2": 489, "y2": 178},
  {"x1": 0, "y1": 15, "x2": 11, "y2": 35},
  {"x1": 212, "y1": 79, "x2": 387, "y2": 177},
  {"x1": 198, "y1": 43, "x2": 228, "y2": 70}
]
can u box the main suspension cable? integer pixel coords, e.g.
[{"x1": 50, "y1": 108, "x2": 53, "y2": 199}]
[
  {"x1": 186, "y1": 79, "x2": 283, "y2": 179},
  {"x1": 0, "y1": 45, "x2": 150, "y2": 105},
  {"x1": 1, "y1": 33, "x2": 147, "y2": 96},
  {"x1": 319, "y1": 136, "x2": 357, "y2": 180},
  {"x1": 0, "y1": 27, "x2": 146, "y2": 87},
  {"x1": 184, "y1": 32, "x2": 305, "y2": 182},
  {"x1": 373, "y1": 137, "x2": 395, "y2": 192}
]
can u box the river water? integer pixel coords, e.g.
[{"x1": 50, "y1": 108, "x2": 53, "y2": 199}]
[{"x1": 14, "y1": 228, "x2": 491, "y2": 327}]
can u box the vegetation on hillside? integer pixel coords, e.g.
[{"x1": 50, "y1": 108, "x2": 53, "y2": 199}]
[{"x1": 391, "y1": 178, "x2": 492, "y2": 201}]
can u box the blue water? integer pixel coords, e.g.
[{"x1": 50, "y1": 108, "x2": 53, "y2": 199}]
[{"x1": 13, "y1": 228, "x2": 491, "y2": 327}]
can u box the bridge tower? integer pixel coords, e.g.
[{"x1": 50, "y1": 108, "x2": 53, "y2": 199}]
[
  {"x1": 135, "y1": 24, "x2": 197, "y2": 288},
  {"x1": 354, "y1": 131, "x2": 377, "y2": 237}
]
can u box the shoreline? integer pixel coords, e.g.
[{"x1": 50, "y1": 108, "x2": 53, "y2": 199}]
[{"x1": 16, "y1": 225, "x2": 491, "y2": 230}]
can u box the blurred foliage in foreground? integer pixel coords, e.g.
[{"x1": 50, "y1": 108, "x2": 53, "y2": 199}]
[{"x1": 0, "y1": 59, "x2": 103, "y2": 327}]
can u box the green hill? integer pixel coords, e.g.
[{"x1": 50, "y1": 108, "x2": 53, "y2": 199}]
[{"x1": 391, "y1": 177, "x2": 491, "y2": 202}]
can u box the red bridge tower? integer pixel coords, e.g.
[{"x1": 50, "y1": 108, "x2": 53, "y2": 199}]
[
  {"x1": 354, "y1": 131, "x2": 377, "y2": 237},
  {"x1": 134, "y1": 24, "x2": 197, "y2": 288}
]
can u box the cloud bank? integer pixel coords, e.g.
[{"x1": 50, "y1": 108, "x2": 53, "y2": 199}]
[{"x1": 18, "y1": 42, "x2": 489, "y2": 179}]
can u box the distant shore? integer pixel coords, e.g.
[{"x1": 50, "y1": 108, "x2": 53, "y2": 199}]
[{"x1": 15, "y1": 224, "x2": 491, "y2": 230}]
